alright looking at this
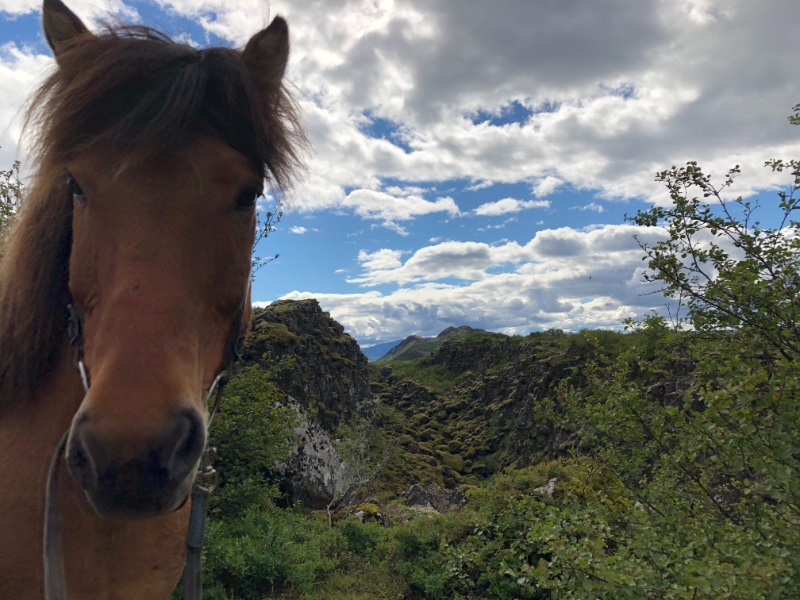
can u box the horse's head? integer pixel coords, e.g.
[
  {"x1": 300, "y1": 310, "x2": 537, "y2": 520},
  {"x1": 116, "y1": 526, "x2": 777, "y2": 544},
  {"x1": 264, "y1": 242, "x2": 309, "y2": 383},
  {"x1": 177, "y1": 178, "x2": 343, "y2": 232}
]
[{"x1": 33, "y1": 0, "x2": 304, "y2": 519}]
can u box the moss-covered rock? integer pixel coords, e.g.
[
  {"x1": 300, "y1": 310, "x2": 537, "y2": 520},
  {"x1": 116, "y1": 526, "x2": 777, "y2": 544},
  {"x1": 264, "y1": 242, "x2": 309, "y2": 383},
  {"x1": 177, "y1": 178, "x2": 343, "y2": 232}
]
[
  {"x1": 369, "y1": 328, "x2": 638, "y2": 497},
  {"x1": 245, "y1": 299, "x2": 371, "y2": 432},
  {"x1": 440, "y1": 452, "x2": 465, "y2": 473}
]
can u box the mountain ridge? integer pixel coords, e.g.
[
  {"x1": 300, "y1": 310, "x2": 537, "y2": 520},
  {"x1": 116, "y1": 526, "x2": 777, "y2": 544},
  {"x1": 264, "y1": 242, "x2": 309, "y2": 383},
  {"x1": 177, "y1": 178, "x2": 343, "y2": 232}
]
[{"x1": 376, "y1": 325, "x2": 489, "y2": 362}]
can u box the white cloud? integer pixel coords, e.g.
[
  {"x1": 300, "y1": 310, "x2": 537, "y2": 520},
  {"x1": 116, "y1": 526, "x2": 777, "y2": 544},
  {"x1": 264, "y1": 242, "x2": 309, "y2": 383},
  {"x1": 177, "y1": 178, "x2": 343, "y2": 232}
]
[
  {"x1": 373, "y1": 220, "x2": 408, "y2": 236},
  {"x1": 280, "y1": 224, "x2": 671, "y2": 343},
  {"x1": 0, "y1": 0, "x2": 138, "y2": 21},
  {"x1": 474, "y1": 197, "x2": 551, "y2": 216},
  {"x1": 572, "y1": 202, "x2": 605, "y2": 213},
  {"x1": 289, "y1": 226, "x2": 307, "y2": 234},
  {"x1": 338, "y1": 189, "x2": 460, "y2": 233},
  {"x1": 478, "y1": 217, "x2": 517, "y2": 231},
  {"x1": 0, "y1": 44, "x2": 53, "y2": 170},
  {"x1": 4, "y1": 0, "x2": 799, "y2": 222},
  {"x1": 5, "y1": 0, "x2": 798, "y2": 346},
  {"x1": 356, "y1": 248, "x2": 404, "y2": 271},
  {"x1": 532, "y1": 176, "x2": 564, "y2": 197},
  {"x1": 346, "y1": 224, "x2": 663, "y2": 288},
  {"x1": 464, "y1": 180, "x2": 494, "y2": 192},
  {"x1": 383, "y1": 185, "x2": 428, "y2": 196}
]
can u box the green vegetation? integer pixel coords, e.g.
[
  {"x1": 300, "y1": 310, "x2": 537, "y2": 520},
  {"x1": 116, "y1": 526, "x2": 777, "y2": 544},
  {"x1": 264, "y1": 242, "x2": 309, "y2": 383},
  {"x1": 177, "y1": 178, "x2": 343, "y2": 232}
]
[
  {"x1": 0, "y1": 161, "x2": 23, "y2": 249},
  {"x1": 207, "y1": 360, "x2": 301, "y2": 520},
  {"x1": 179, "y1": 106, "x2": 799, "y2": 598},
  {"x1": 376, "y1": 362, "x2": 472, "y2": 394}
]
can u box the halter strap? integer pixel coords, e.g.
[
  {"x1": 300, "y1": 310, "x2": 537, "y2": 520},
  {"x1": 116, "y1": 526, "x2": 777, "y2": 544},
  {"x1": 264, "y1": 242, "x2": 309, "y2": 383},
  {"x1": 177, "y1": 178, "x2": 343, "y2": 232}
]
[{"x1": 43, "y1": 432, "x2": 69, "y2": 600}]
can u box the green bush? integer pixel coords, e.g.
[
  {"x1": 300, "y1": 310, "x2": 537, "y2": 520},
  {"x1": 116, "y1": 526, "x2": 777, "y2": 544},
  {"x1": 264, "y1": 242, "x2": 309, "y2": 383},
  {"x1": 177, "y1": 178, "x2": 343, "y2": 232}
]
[
  {"x1": 208, "y1": 361, "x2": 300, "y2": 519},
  {"x1": 203, "y1": 508, "x2": 341, "y2": 600},
  {"x1": 339, "y1": 518, "x2": 385, "y2": 557}
]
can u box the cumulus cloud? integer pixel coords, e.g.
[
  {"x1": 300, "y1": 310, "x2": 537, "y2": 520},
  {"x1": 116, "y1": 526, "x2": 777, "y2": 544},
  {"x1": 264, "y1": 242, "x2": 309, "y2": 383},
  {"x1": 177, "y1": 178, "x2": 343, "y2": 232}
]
[
  {"x1": 474, "y1": 197, "x2": 551, "y2": 216},
  {"x1": 572, "y1": 202, "x2": 605, "y2": 213},
  {"x1": 347, "y1": 223, "x2": 664, "y2": 287},
  {"x1": 532, "y1": 176, "x2": 564, "y2": 197},
  {"x1": 339, "y1": 189, "x2": 461, "y2": 233},
  {"x1": 0, "y1": 0, "x2": 138, "y2": 21},
  {"x1": 0, "y1": 44, "x2": 53, "y2": 169},
  {"x1": 289, "y1": 226, "x2": 307, "y2": 234},
  {"x1": 277, "y1": 224, "x2": 672, "y2": 343},
  {"x1": 4, "y1": 0, "x2": 799, "y2": 220},
  {"x1": 356, "y1": 248, "x2": 404, "y2": 272},
  {"x1": 256, "y1": 0, "x2": 796, "y2": 212},
  {"x1": 4, "y1": 0, "x2": 798, "y2": 345},
  {"x1": 464, "y1": 180, "x2": 494, "y2": 192}
]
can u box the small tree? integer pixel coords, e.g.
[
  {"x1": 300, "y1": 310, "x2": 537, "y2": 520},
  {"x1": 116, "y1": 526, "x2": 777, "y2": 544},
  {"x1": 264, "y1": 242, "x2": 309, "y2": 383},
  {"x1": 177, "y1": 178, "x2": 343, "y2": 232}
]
[
  {"x1": 208, "y1": 360, "x2": 301, "y2": 520},
  {"x1": 629, "y1": 106, "x2": 800, "y2": 357},
  {"x1": 251, "y1": 206, "x2": 282, "y2": 278},
  {"x1": 524, "y1": 105, "x2": 800, "y2": 598},
  {"x1": 325, "y1": 404, "x2": 395, "y2": 526},
  {"x1": 1, "y1": 160, "x2": 24, "y2": 244}
]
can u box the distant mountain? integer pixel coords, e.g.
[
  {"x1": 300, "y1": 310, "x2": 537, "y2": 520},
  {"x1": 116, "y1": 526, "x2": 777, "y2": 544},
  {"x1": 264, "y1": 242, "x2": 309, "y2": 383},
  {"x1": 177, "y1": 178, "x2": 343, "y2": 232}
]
[
  {"x1": 361, "y1": 339, "x2": 404, "y2": 362},
  {"x1": 376, "y1": 326, "x2": 487, "y2": 363}
]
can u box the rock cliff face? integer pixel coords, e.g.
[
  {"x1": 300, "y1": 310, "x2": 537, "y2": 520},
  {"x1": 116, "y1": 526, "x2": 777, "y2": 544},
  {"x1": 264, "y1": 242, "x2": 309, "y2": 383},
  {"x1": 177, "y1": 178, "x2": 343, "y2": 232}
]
[
  {"x1": 243, "y1": 299, "x2": 372, "y2": 507},
  {"x1": 244, "y1": 299, "x2": 371, "y2": 432}
]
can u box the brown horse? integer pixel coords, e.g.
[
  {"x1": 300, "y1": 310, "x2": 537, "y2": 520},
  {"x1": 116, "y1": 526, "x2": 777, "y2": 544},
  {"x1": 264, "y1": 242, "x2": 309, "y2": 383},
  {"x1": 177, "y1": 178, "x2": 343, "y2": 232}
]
[{"x1": 0, "y1": 0, "x2": 304, "y2": 597}]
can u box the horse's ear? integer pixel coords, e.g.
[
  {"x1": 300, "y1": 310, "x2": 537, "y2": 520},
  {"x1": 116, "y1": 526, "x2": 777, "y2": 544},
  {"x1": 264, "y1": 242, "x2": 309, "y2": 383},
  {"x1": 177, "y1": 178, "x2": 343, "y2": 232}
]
[
  {"x1": 42, "y1": 0, "x2": 93, "y2": 59},
  {"x1": 242, "y1": 16, "x2": 289, "y2": 86}
]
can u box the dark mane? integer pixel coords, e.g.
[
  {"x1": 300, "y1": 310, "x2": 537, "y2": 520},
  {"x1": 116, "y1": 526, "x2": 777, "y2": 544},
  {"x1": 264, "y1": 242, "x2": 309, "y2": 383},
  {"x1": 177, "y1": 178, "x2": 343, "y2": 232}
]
[{"x1": 0, "y1": 25, "x2": 306, "y2": 402}]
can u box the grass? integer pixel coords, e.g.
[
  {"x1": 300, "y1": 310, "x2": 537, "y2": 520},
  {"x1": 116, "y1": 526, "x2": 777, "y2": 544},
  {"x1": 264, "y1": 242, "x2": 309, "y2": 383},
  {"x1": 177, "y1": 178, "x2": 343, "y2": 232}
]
[{"x1": 381, "y1": 362, "x2": 471, "y2": 394}]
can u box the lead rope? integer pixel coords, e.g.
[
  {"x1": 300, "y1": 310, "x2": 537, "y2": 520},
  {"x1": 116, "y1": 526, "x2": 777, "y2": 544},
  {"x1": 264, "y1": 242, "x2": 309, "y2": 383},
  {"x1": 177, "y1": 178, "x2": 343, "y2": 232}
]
[
  {"x1": 43, "y1": 306, "x2": 88, "y2": 600},
  {"x1": 43, "y1": 280, "x2": 249, "y2": 600},
  {"x1": 43, "y1": 432, "x2": 69, "y2": 600},
  {"x1": 183, "y1": 369, "x2": 229, "y2": 600}
]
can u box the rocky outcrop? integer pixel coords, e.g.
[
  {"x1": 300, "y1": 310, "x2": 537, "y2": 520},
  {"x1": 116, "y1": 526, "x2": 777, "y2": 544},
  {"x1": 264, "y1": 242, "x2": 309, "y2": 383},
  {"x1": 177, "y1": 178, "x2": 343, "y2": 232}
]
[
  {"x1": 401, "y1": 484, "x2": 466, "y2": 513},
  {"x1": 278, "y1": 401, "x2": 349, "y2": 509},
  {"x1": 243, "y1": 299, "x2": 373, "y2": 507},
  {"x1": 244, "y1": 299, "x2": 371, "y2": 432}
]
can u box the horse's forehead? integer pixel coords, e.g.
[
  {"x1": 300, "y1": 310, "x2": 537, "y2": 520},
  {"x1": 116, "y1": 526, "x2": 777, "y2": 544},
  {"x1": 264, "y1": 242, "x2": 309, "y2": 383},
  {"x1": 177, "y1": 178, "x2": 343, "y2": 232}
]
[
  {"x1": 72, "y1": 135, "x2": 257, "y2": 191},
  {"x1": 179, "y1": 135, "x2": 257, "y2": 181}
]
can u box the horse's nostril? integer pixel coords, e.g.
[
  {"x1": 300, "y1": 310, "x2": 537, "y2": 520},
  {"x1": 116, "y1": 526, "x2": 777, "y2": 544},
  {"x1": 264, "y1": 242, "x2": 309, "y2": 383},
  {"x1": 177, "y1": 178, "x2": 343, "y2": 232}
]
[
  {"x1": 166, "y1": 409, "x2": 205, "y2": 482},
  {"x1": 66, "y1": 428, "x2": 98, "y2": 492}
]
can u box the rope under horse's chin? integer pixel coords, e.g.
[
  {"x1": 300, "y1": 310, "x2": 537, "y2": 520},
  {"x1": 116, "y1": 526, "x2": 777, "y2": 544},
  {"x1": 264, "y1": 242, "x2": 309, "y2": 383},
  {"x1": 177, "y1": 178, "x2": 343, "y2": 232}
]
[{"x1": 43, "y1": 279, "x2": 250, "y2": 600}]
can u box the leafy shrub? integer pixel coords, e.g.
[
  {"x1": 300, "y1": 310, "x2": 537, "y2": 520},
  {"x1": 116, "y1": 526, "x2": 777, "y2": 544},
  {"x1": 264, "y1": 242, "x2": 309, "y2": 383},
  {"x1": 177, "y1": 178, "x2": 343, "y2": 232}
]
[
  {"x1": 339, "y1": 518, "x2": 385, "y2": 557},
  {"x1": 208, "y1": 361, "x2": 300, "y2": 519},
  {"x1": 203, "y1": 508, "x2": 341, "y2": 600}
]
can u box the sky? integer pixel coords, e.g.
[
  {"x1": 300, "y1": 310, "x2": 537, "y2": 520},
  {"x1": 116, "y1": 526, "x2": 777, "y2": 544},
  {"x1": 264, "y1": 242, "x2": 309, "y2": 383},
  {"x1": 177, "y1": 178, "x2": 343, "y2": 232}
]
[{"x1": 1, "y1": 0, "x2": 798, "y2": 347}]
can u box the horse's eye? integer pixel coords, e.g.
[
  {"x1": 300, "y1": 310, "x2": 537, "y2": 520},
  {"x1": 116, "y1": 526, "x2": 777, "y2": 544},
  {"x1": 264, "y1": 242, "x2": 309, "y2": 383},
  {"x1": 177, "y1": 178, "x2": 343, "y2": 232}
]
[
  {"x1": 235, "y1": 187, "x2": 261, "y2": 211},
  {"x1": 69, "y1": 175, "x2": 86, "y2": 204}
]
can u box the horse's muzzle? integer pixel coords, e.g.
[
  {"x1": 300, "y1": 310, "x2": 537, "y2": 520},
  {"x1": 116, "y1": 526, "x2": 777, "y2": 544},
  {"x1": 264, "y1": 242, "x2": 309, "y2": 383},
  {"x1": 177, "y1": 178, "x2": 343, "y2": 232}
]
[{"x1": 66, "y1": 406, "x2": 205, "y2": 518}]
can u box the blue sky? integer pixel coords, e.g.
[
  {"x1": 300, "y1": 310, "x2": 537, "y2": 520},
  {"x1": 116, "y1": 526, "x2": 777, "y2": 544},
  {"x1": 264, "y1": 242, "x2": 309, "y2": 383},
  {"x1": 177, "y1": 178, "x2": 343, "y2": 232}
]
[{"x1": 1, "y1": 0, "x2": 798, "y2": 347}]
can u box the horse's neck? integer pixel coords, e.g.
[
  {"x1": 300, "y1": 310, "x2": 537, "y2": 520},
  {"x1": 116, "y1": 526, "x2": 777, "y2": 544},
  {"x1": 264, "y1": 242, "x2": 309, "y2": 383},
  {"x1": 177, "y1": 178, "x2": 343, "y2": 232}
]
[{"x1": 1, "y1": 349, "x2": 84, "y2": 444}]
